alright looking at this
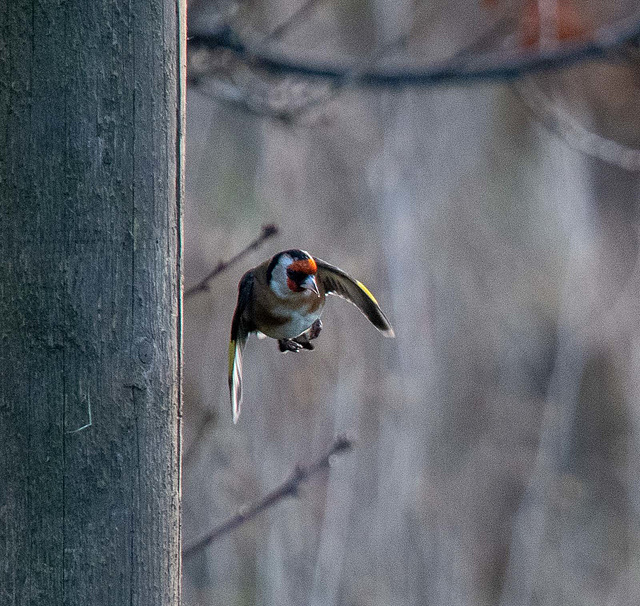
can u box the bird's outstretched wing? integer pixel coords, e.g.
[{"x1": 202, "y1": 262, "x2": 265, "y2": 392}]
[
  {"x1": 314, "y1": 258, "x2": 395, "y2": 337},
  {"x1": 229, "y1": 272, "x2": 255, "y2": 423}
]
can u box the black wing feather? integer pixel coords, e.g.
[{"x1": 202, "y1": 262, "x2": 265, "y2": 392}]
[{"x1": 314, "y1": 258, "x2": 394, "y2": 337}]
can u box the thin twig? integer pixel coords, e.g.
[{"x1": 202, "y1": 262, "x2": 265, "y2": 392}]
[
  {"x1": 182, "y1": 435, "x2": 353, "y2": 558},
  {"x1": 184, "y1": 224, "x2": 278, "y2": 299}
]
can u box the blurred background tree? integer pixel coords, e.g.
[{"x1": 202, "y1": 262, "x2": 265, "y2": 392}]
[{"x1": 182, "y1": 1, "x2": 640, "y2": 605}]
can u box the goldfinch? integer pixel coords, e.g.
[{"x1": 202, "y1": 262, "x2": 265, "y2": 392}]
[{"x1": 228, "y1": 249, "x2": 395, "y2": 423}]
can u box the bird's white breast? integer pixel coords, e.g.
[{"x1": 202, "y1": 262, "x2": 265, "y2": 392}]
[{"x1": 267, "y1": 304, "x2": 323, "y2": 339}]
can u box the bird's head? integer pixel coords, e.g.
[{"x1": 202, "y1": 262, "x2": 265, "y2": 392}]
[{"x1": 267, "y1": 249, "x2": 320, "y2": 298}]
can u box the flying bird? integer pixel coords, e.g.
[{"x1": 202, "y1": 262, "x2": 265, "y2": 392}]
[{"x1": 228, "y1": 249, "x2": 395, "y2": 423}]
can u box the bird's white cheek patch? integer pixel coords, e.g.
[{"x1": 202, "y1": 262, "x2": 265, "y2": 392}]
[{"x1": 270, "y1": 277, "x2": 291, "y2": 299}]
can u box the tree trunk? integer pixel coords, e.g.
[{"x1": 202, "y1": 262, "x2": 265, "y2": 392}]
[{"x1": 0, "y1": 1, "x2": 184, "y2": 605}]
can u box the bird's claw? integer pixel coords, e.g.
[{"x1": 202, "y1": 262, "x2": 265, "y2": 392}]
[
  {"x1": 278, "y1": 320, "x2": 322, "y2": 353},
  {"x1": 307, "y1": 319, "x2": 322, "y2": 340},
  {"x1": 278, "y1": 339, "x2": 304, "y2": 353}
]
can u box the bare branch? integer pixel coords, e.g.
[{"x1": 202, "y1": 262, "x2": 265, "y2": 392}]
[
  {"x1": 513, "y1": 78, "x2": 640, "y2": 171},
  {"x1": 189, "y1": 13, "x2": 517, "y2": 123},
  {"x1": 281, "y1": 33, "x2": 412, "y2": 124},
  {"x1": 184, "y1": 223, "x2": 278, "y2": 299},
  {"x1": 182, "y1": 435, "x2": 354, "y2": 558},
  {"x1": 188, "y1": 13, "x2": 640, "y2": 87}
]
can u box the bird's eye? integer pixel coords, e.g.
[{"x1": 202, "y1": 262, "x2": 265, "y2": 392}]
[{"x1": 287, "y1": 269, "x2": 306, "y2": 283}]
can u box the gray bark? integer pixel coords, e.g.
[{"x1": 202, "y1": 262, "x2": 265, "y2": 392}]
[{"x1": 0, "y1": 1, "x2": 184, "y2": 605}]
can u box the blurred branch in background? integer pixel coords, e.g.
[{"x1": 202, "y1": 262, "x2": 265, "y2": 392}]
[
  {"x1": 182, "y1": 435, "x2": 354, "y2": 559},
  {"x1": 187, "y1": 2, "x2": 640, "y2": 165},
  {"x1": 513, "y1": 75, "x2": 640, "y2": 171},
  {"x1": 188, "y1": 11, "x2": 640, "y2": 87},
  {"x1": 184, "y1": 223, "x2": 278, "y2": 299},
  {"x1": 280, "y1": 33, "x2": 413, "y2": 124}
]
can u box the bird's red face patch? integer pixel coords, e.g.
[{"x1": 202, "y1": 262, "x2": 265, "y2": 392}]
[
  {"x1": 289, "y1": 258, "x2": 317, "y2": 275},
  {"x1": 286, "y1": 258, "x2": 318, "y2": 292}
]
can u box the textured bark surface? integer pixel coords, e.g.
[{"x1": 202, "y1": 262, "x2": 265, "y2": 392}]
[{"x1": 0, "y1": 1, "x2": 184, "y2": 605}]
